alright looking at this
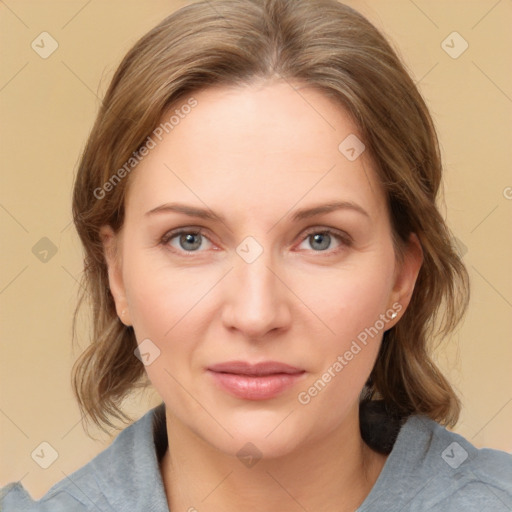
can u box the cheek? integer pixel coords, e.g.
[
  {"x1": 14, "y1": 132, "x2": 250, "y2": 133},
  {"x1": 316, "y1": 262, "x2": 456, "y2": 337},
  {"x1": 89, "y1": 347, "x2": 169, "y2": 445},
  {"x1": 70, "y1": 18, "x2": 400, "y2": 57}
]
[
  {"x1": 122, "y1": 250, "x2": 217, "y2": 384},
  {"x1": 292, "y1": 247, "x2": 395, "y2": 405},
  {"x1": 293, "y1": 269, "x2": 392, "y2": 425},
  {"x1": 123, "y1": 246, "x2": 208, "y2": 339},
  {"x1": 300, "y1": 253, "x2": 395, "y2": 350},
  {"x1": 123, "y1": 256, "x2": 207, "y2": 407},
  {"x1": 126, "y1": 273, "x2": 178, "y2": 341}
]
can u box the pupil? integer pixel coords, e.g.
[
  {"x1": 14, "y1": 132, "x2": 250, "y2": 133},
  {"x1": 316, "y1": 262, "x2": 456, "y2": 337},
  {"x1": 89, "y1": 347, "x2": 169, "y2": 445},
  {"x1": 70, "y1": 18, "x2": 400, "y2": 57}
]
[
  {"x1": 180, "y1": 233, "x2": 201, "y2": 250},
  {"x1": 177, "y1": 233, "x2": 331, "y2": 252},
  {"x1": 311, "y1": 233, "x2": 330, "y2": 250}
]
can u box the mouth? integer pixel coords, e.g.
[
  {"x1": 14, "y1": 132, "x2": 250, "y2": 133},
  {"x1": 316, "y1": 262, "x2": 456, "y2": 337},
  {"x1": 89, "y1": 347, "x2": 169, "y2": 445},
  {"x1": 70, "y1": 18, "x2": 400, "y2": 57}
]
[{"x1": 206, "y1": 361, "x2": 306, "y2": 400}]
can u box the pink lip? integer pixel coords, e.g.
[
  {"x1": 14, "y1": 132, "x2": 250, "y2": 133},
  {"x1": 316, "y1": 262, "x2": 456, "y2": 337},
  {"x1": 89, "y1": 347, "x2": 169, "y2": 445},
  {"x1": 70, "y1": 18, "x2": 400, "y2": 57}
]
[{"x1": 207, "y1": 361, "x2": 306, "y2": 400}]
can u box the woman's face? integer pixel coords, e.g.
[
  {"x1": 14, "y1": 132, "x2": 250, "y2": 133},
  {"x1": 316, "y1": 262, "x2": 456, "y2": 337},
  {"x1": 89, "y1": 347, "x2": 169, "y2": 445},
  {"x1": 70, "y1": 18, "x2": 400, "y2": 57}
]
[{"x1": 102, "y1": 81, "x2": 421, "y2": 458}]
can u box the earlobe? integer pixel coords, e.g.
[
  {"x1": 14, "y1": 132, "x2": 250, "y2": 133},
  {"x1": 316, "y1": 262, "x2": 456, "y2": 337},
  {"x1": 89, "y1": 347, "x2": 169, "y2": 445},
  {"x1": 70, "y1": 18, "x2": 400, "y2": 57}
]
[
  {"x1": 388, "y1": 233, "x2": 423, "y2": 326},
  {"x1": 99, "y1": 225, "x2": 132, "y2": 326}
]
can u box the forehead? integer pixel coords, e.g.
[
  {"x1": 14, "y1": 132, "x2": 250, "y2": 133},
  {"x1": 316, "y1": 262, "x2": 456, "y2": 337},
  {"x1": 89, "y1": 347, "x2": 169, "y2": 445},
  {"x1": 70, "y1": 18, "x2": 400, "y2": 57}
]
[{"x1": 125, "y1": 81, "x2": 386, "y2": 221}]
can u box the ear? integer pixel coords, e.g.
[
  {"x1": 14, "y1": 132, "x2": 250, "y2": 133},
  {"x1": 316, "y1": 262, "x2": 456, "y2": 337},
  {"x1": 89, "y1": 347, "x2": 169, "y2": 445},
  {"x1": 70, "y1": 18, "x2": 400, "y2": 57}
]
[
  {"x1": 386, "y1": 233, "x2": 423, "y2": 327},
  {"x1": 99, "y1": 225, "x2": 132, "y2": 326}
]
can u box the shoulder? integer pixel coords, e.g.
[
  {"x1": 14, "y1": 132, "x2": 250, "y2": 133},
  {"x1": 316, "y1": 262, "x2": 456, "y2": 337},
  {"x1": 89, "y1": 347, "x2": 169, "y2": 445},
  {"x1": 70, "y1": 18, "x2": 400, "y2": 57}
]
[
  {"x1": 419, "y1": 416, "x2": 512, "y2": 509},
  {"x1": 0, "y1": 481, "x2": 90, "y2": 512},
  {"x1": 360, "y1": 414, "x2": 512, "y2": 512},
  {"x1": 414, "y1": 416, "x2": 511, "y2": 482},
  {"x1": 0, "y1": 404, "x2": 168, "y2": 512}
]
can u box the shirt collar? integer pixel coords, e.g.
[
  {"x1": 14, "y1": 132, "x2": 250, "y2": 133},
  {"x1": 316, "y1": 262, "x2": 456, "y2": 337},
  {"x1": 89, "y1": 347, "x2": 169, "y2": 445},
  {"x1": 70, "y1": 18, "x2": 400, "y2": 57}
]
[{"x1": 89, "y1": 402, "x2": 170, "y2": 511}]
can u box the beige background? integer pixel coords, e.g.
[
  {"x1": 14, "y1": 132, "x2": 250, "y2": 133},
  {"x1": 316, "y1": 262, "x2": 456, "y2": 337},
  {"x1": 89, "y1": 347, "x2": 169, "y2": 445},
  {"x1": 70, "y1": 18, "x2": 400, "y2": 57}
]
[{"x1": 1, "y1": 0, "x2": 511, "y2": 499}]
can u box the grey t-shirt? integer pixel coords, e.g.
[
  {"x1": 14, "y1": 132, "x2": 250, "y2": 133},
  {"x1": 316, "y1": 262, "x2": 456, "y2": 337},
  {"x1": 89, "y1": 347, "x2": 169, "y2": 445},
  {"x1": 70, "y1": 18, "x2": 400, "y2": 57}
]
[{"x1": 1, "y1": 403, "x2": 511, "y2": 511}]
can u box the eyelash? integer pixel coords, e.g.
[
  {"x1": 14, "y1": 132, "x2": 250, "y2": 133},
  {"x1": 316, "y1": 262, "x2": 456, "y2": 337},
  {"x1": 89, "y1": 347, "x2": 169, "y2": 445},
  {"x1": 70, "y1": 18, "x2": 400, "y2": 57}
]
[{"x1": 159, "y1": 226, "x2": 353, "y2": 256}]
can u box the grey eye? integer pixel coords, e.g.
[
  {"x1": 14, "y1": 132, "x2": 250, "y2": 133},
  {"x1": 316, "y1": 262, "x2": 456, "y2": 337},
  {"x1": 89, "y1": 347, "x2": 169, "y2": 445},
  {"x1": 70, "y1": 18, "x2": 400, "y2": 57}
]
[
  {"x1": 178, "y1": 233, "x2": 203, "y2": 251},
  {"x1": 308, "y1": 232, "x2": 332, "y2": 251},
  {"x1": 163, "y1": 228, "x2": 215, "y2": 254}
]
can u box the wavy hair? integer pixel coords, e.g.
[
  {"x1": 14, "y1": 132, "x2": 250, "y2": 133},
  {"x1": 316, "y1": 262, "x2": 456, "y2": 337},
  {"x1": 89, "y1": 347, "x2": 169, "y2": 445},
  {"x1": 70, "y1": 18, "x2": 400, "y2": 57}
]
[{"x1": 71, "y1": 0, "x2": 469, "y2": 437}]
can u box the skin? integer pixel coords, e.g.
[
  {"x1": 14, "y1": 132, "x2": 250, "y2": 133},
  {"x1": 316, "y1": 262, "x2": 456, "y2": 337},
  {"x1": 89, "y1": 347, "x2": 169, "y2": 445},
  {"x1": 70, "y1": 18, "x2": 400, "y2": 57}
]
[{"x1": 101, "y1": 80, "x2": 423, "y2": 512}]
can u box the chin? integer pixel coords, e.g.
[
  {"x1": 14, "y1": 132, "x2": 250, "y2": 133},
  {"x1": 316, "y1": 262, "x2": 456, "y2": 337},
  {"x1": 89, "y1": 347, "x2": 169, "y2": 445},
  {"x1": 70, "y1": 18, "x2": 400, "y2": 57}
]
[
  {"x1": 199, "y1": 408, "x2": 315, "y2": 461},
  {"x1": 213, "y1": 431, "x2": 304, "y2": 463}
]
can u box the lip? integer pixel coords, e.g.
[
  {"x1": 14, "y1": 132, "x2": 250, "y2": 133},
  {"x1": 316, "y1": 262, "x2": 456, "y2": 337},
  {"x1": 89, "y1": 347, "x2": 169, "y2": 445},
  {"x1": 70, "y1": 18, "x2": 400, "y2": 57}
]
[{"x1": 207, "y1": 361, "x2": 306, "y2": 400}]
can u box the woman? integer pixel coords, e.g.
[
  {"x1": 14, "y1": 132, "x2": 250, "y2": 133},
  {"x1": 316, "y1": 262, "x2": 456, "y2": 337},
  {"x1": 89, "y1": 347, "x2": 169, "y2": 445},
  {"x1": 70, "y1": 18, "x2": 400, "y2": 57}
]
[{"x1": 2, "y1": 0, "x2": 511, "y2": 510}]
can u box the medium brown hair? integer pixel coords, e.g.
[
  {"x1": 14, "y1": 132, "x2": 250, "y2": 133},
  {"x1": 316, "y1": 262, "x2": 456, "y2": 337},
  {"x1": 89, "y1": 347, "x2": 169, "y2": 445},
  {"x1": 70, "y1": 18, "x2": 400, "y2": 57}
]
[{"x1": 71, "y1": 0, "x2": 469, "y2": 434}]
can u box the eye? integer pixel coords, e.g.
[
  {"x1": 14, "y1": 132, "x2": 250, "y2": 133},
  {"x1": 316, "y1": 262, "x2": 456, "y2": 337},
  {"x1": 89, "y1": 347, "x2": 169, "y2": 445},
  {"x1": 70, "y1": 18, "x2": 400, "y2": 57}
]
[
  {"x1": 161, "y1": 229, "x2": 214, "y2": 253},
  {"x1": 297, "y1": 228, "x2": 351, "y2": 253},
  {"x1": 160, "y1": 226, "x2": 352, "y2": 256}
]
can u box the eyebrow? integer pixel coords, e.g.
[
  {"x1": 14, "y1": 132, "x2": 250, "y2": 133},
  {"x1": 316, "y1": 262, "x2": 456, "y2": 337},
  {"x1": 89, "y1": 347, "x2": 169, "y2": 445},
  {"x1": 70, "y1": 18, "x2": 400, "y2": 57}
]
[{"x1": 145, "y1": 200, "x2": 369, "y2": 222}]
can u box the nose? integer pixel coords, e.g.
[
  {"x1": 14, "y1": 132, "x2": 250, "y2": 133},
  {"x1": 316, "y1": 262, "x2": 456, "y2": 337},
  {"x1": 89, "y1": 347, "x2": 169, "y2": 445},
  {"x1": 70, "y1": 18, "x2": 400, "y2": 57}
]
[{"x1": 221, "y1": 248, "x2": 292, "y2": 340}]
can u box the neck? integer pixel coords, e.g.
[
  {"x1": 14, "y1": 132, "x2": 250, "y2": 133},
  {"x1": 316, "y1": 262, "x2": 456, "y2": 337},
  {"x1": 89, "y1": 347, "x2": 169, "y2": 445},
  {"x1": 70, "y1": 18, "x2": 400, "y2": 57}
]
[{"x1": 159, "y1": 406, "x2": 388, "y2": 512}]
